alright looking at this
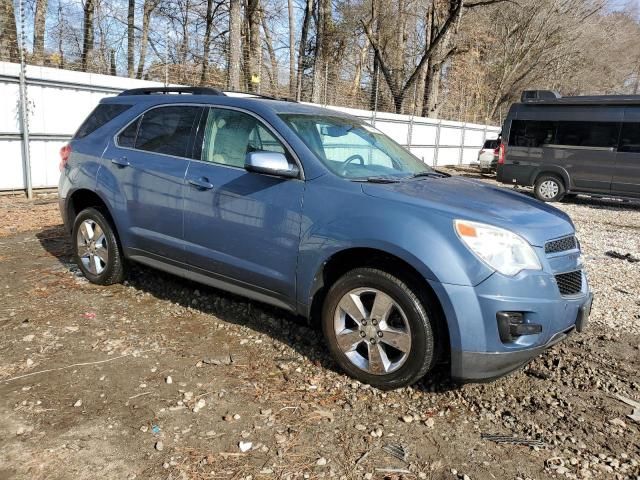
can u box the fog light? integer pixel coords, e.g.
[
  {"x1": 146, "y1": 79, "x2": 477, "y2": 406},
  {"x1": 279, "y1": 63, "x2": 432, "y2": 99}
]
[{"x1": 497, "y1": 312, "x2": 542, "y2": 343}]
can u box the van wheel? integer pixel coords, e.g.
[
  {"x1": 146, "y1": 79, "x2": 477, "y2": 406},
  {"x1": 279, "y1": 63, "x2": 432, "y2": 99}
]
[
  {"x1": 72, "y1": 207, "x2": 125, "y2": 285},
  {"x1": 534, "y1": 175, "x2": 565, "y2": 202},
  {"x1": 321, "y1": 268, "x2": 436, "y2": 390}
]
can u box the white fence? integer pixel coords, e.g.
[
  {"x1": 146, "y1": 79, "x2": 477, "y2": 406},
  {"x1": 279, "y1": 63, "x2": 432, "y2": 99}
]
[{"x1": 0, "y1": 61, "x2": 500, "y2": 192}]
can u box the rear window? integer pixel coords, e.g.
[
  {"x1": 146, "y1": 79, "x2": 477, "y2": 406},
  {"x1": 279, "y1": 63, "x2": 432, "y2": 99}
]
[
  {"x1": 74, "y1": 104, "x2": 132, "y2": 139},
  {"x1": 483, "y1": 139, "x2": 499, "y2": 149},
  {"x1": 133, "y1": 106, "x2": 202, "y2": 157}
]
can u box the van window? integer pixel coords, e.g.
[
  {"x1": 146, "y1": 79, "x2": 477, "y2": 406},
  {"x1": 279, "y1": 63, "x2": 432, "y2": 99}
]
[
  {"x1": 555, "y1": 122, "x2": 619, "y2": 148},
  {"x1": 619, "y1": 123, "x2": 640, "y2": 153},
  {"x1": 509, "y1": 120, "x2": 620, "y2": 149},
  {"x1": 508, "y1": 120, "x2": 554, "y2": 147},
  {"x1": 134, "y1": 106, "x2": 202, "y2": 157},
  {"x1": 74, "y1": 104, "x2": 132, "y2": 139}
]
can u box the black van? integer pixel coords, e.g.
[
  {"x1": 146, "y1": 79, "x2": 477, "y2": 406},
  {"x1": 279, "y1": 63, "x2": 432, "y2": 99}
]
[{"x1": 496, "y1": 90, "x2": 640, "y2": 202}]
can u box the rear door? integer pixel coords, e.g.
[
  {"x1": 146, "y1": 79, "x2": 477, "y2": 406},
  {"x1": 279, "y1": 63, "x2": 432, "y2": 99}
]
[
  {"x1": 102, "y1": 104, "x2": 203, "y2": 261},
  {"x1": 613, "y1": 108, "x2": 640, "y2": 196}
]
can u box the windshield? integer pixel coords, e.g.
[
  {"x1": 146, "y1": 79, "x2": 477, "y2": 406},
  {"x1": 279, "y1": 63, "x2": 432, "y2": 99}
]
[{"x1": 279, "y1": 114, "x2": 435, "y2": 180}]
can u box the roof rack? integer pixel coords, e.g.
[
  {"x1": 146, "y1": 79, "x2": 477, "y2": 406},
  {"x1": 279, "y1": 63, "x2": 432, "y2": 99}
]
[
  {"x1": 223, "y1": 90, "x2": 297, "y2": 102},
  {"x1": 118, "y1": 87, "x2": 225, "y2": 97},
  {"x1": 521, "y1": 90, "x2": 562, "y2": 103}
]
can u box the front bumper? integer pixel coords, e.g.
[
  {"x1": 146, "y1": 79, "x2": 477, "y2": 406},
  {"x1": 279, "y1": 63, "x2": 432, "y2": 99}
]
[
  {"x1": 431, "y1": 267, "x2": 592, "y2": 382},
  {"x1": 454, "y1": 293, "x2": 591, "y2": 381}
]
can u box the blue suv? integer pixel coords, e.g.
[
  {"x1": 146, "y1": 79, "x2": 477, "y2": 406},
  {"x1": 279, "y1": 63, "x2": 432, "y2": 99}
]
[{"x1": 58, "y1": 87, "x2": 592, "y2": 389}]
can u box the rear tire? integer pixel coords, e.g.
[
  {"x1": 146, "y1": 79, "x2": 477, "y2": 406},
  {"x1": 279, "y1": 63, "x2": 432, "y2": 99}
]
[
  {"x1": 534, "y1": 174, "x2": 565, "y2": 202},
  {"x1": 321, "y1": 268, "x2": 436, "y2": 390},
  {"x1": 72, "y1": 207, "x2": 125, "y2": 285}
]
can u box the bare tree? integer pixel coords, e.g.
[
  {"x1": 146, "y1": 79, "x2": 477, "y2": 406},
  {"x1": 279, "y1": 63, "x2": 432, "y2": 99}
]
[
  {"x1": 0, "y1": 0, "x2": 18, "y2": 62},
  {"x1": 81, "y1": 0, "x2": 95, "y2": 71},
  {"x1": 136, "y1": 0, "x2": 159, "y2": 79},
  {"x1": 295, "y1": 0, "x2": 313, "y2": 100},
  {"x1": 244, "y1": 0, "x2": 261, "y2": 92},
  {"x1": 228, "y1": 0, "x2": 241, "y2": 89},
  {"x1": 127, "y1": 0, "x2": 135, "y2": 77},
  {"x1": 312, "y1": 0, "x2": 332, "y2": 102},
  {"x1": 288, "y1": 0, "x2": 295, "y2": 97},
  {"x1": 261, "y1": 11, "x2": 278, "y2": 92},
  {"x1": 33, "y1": 0, "x2": 48, "y2": 65}
]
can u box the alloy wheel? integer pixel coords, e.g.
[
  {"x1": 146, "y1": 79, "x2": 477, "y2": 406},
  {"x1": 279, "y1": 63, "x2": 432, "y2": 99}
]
[
  {"x1": 76, "y1": 219, "x2": 109, "y2": 275},
  {"x1": 333, "y1": 288, "x2": 412, "y2": 375}
]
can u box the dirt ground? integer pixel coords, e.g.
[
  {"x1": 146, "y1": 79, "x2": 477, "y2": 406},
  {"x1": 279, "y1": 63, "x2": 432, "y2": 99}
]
[{"x1": 0, "y1": 173, "x2": 639, "y2": 480}]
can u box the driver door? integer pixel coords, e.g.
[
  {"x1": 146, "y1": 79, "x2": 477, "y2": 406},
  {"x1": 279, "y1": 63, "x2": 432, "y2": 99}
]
[{"x1": 182, "y1": 107, "x2": 304, "y2": 307}]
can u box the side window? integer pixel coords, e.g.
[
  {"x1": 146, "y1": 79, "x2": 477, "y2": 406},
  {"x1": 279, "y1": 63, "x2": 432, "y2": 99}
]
[
  {"x1": 508, "y1": 120, "x2": 527, "y2": 147},
  {"x1": 201, "y1": 108, "x2": 288, "y2": 167},
  {"x1": 618, "y1": 123, "x2": 640, "y2": 153},
  {"x1": 118, "y1": 117, "x2": 140, "y2": 148},
  {"x1": 555, "y1": 122, "x2": 619, "y2": 148},
  {"x1": 134, "y1": 106, "x2": 202, "y2": 157},
  {"x1": 508, "y1": 120, "x2": 555, "y2": 147},
  {"x1": 74, "y1": 103, "x2": 132, "y2": 139}
]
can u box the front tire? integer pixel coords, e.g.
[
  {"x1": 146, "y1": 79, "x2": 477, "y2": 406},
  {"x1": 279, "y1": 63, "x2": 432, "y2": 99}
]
[
  {"x1": 321, "y1": 268, "x2": 436, "y2": 389},
  {"x1": 72, "y1": 207, "x2": 125, "y2": 285},
  {"x1": 534, "y1": 174, "x2": 565, "y2": 202}
]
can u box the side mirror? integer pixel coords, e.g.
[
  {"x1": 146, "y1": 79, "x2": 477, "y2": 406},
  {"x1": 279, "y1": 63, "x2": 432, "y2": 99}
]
[{"x1": 244, "y1": 151, "x2": 299, "y2": 179}]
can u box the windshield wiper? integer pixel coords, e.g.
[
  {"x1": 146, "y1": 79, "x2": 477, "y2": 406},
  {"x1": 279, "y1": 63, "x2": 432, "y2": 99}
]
[
  {"x1": 409, "y1": 170, "x2": 448, "y2": 179},
  {"x1": 351, "y1": 176, "x2": 402, "y2": 184}
]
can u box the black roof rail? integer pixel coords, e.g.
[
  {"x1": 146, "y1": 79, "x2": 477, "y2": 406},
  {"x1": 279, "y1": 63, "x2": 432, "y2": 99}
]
[
  {"x1": 223, "y1": 90, "x2": 298, "y2": 102},
  {"x1": 118, "y1": 86, "x2": 225, "y2": 97}
]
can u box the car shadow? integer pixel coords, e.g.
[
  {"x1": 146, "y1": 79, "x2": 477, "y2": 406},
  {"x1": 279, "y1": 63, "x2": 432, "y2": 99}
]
[{"x1": 35, "y1": 225, "x2": 460, "y2": 393}]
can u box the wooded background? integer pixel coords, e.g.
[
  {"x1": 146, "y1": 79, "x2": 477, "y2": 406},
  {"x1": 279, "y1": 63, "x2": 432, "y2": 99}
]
[{"x1": 1, "y1": 0, "x2": 639, "y2": 123}]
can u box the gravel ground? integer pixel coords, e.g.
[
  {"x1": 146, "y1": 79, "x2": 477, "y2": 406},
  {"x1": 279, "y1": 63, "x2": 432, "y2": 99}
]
[{"x1": 0, "y1": 174, "x2": 638, "y2": 480}]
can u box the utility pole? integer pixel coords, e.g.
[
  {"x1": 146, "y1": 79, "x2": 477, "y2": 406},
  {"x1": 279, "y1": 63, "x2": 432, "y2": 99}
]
[{"x1": 17, "y1": 0, "x2": 32, "y2": 199}]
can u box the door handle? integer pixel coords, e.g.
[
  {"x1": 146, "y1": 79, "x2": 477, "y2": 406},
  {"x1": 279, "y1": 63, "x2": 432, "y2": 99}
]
[
  {"x1": 111, "y1": 157, "x2": 130, "y2": 167},
  {"x1": 188, "y1": 177, "x2": 214, "y2": 190}
]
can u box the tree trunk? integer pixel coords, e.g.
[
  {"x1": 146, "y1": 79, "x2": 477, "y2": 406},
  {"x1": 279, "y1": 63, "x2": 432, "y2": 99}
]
[
  {"x1": 81, "y1": 0, "x2": 95, "y2": 71},
  {"x1": 136, "y1": 0, "x2": 156, "y2": 79},
  {"x1": 110, "y1": 49, "x2": 117, "y2": 75},
  {"x1": 244, "y1": 0, "x2": 261, "y2": 93},
  {"x1": 33, "y1": 0, "x2": 48, "y2": 65},
  {"x1": 349, "y1": 39, "x2": 369, "y2": 97},
  {"x1": 228, "y1": 0, "x2": 241, "y2": 90},
  {"x1": 287, "y1": 0, "x2": 295, "y2": 98},
  {"x1": 0, "y1": 0, "x2": 19, "y2": 62},
  {"x1": 295, "y1": 0, "x2": 312, "y2": 101},
  {"x1": 200, "y1": 0, "x2": 213, "y2": 84},
  {"x1": 422, "y1": 62, "x2": 442, "y2": 117},
  {"x1": 261, "y1": 12, "x2": 278, "y2": 93},
  {"x1": 312, "y1": 0, "x2": 332, "y2": 103},
  {"x1": 127, "y1": 0, "x2": 135, "y2": 77}
]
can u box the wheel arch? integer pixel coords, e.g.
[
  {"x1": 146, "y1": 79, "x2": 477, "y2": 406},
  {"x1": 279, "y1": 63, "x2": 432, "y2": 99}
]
[
  {"x1": 66, "y1": 188, "x2": 118, "y2": 235},
  {"x1": 530, "y1": 166, "x2": 571, "y2": 191},
  {"x1": 307, "y1": 247, "x2": 451, "y2": 364}
]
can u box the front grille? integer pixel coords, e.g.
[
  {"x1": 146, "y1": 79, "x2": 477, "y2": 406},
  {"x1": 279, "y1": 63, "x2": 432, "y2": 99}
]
[
  {"x1": 555, "y1": 270, "x2": 583, "y2": 296},
  {"x1": 545, "y1": 236, "x2": 578, "y2": 254}
]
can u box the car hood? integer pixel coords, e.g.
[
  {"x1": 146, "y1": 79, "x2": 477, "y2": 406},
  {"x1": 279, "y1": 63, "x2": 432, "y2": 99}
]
[{"x1": 361, "y1": 176, "x2": 574, "y2": 247}]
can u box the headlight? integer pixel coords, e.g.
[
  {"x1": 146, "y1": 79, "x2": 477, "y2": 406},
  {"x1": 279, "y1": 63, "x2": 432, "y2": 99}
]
[{"x1": 454, "y1": 219, "x2": 541, "y2": 276}]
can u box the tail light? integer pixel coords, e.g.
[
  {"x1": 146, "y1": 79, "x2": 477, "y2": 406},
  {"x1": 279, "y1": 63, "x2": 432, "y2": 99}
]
[
  {"x1": 59, "y1": 144, "x2": 71, "y2": 171},
  {"x1": 497, "y1": 143, "x2": 506, "y2": 165}
]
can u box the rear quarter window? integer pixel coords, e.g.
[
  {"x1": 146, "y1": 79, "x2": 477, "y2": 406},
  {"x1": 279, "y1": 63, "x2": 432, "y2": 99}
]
[{"x1": 74, "y1": 104, "x2": 132, "y2": 139}]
